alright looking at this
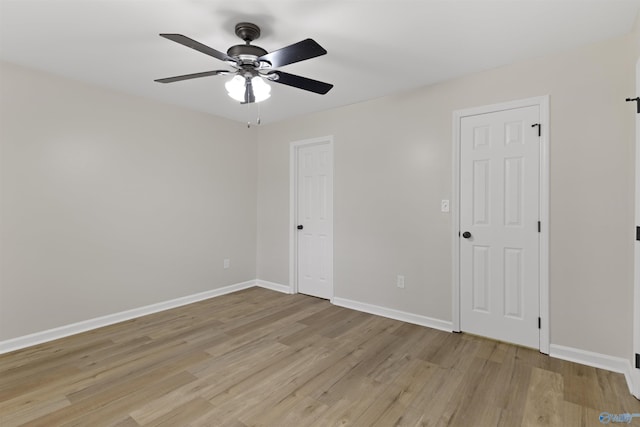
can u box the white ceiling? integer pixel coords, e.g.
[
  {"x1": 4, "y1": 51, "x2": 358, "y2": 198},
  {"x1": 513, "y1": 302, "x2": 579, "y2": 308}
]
[{"x1": 1, "y1": 0, "x2": 639, "y2": 124}]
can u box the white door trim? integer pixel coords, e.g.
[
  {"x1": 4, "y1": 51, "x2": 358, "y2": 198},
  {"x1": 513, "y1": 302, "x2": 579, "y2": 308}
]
[
  {"x1": 289, "y1": 135, "x2": 334, "y2": 298},
  {"x1": 633, "y1": 57, "x2": 640, "y2": 398},
  {"x1": 452, "y1": 96, "x2": 550, "y2": 354}
]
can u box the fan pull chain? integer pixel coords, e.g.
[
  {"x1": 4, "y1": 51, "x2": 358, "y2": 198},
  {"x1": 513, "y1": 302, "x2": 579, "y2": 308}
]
[
  {"x1": 245, "y1": 101, "x2": 262, "y2": 128},
  {"x1": 257, "y1": 102, "x2": 261, "y2": 125},
  {"x1": 247, "y1": 99, "x2": 251, "y2": 128}
]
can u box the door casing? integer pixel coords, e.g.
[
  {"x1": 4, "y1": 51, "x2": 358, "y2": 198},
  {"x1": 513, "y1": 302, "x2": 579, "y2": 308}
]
[
  {"x1": 289, "y1": 135, "x2": 334, "y2": 298},
  {"x1": 633, "y1": 57, "x2": 640, "y2": 398},
  {"x1": 452, "y1": 96, "x2": 550, "y2": 354}
]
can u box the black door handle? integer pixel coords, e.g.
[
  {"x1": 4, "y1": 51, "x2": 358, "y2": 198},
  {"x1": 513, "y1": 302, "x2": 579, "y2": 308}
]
[
  {"x1": 297, "y1": 225, "x2": 303, "y2": 230},
  {"x1": 462, "y1": 231, "x2": 472, "y2": 239}
]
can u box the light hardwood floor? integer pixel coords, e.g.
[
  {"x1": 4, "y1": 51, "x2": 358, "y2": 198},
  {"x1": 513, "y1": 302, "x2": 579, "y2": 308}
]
[{"x1": 1, "y1": 287, "x2": 638, "y2": 426}]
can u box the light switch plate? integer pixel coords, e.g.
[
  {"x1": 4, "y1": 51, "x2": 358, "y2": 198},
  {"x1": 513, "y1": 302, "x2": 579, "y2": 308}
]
[{"x1": 441, "y1": 200, "x2": 450, "y2": 213}]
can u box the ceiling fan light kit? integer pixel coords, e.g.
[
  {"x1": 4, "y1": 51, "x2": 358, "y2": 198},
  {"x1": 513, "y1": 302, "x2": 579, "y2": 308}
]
[
  {"x1": 155, "y1": 22, "x2": 333, "y2": 107},
  {"x1": 225, "y1": 75, "x2": 271, "y2": 103}
]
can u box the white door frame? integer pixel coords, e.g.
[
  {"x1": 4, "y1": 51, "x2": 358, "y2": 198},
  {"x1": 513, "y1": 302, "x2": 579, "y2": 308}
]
[
  {"x1": 452, "y1": 96, "x2": 550, "y2": 354},
  {"x1": 289, "y1": 135, "x2": 334, "y2": 297},
  {"x1": 633, "y1": 57, "x2": 640, "y2": 398}
]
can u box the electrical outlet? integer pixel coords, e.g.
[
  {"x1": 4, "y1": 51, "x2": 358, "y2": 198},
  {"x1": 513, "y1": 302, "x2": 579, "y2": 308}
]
[
  {"x1": 441, "y1": 199, "x2": 450, "y2": 213},
  {"x1": 224, "y1": 259, "x2": 230, "y2": 269},
  {"x1": 397, "y1": 275, "x2": 405, "y2": 289}
]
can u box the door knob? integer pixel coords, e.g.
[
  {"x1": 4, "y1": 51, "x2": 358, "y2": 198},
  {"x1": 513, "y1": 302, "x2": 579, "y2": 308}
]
[
  {"x1": 462, "y1": 231, "x2": 472, "y2": 239},
  {"x1": 297, "y1": 225, "x2": 303, "y2": 230}
]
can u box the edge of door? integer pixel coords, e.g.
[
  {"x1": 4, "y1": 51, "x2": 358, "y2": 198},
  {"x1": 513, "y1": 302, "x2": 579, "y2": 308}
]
[
  {"x1": 633, "y1": 57, "x2": 640, "y2": 398},
  {"x1": 451, "y1": 96, "x2": 550, "y2": 354},
  {"x1": 289, "y1": 135, "x2": 335, "y2": 299}
]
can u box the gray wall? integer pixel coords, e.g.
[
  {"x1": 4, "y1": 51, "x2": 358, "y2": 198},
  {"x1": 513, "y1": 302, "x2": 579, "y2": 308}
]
[
  {"x1": 1, "y1": 27, "x2": 637, "y2": 365},
  {"x1": 256, "y1": 33, "x2": 637, "y2": 359},
  {"x1": 0, "y1": 62, "x2": 257, "y2": 340}
]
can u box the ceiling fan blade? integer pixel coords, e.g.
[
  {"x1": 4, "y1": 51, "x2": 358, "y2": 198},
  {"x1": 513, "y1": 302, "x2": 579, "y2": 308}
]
[
  {"x1": 268, "y1": 71, "x2": 333, "y2": 95},
  {"x1": 159, "y1": 34, "x2": 236, "y2": 63},
  {"x1": 257, "y1": 38, "x2": 327, "y2": 68},
  {"x1": 154, "y1": 70, "x2": 230, "y2": 83}
]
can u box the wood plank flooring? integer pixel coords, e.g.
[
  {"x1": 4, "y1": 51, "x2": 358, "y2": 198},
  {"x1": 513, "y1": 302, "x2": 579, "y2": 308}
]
[{"x1": 1, "y1": 287, "x2": 638, "y2": 426}]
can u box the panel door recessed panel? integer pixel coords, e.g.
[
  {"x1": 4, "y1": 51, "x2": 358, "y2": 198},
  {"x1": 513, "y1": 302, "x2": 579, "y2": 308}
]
[
  {"x1": 474, "y1": 126, "x2": 491, "y2": 150},
  {"x1": 504, "y1": 157, "x2": 524, "y2": 227},
  {"x1": 318, "y1": 175, "x2": 327, "y2": 220},
  {"x1": 472, "y1": 246, "x2": 490, "y2": 313},
  {"x1": 505, "y1": 121, "x2": 524, "y2": 145},
  {"x1": 473, "y1": 160, "x2": 490, "y2": 226},
  {"x1": 504, "y1": 248, "x2": 524, "y2": 319}
]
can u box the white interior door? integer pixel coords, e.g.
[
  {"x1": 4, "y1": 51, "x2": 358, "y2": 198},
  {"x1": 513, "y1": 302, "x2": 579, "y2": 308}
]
[
  {"x1": 296, "y1": 141, "x2": 333, "y2": 299},
  {"x1": 460, "y1": 105, "x2": 541, "y2": 349}
]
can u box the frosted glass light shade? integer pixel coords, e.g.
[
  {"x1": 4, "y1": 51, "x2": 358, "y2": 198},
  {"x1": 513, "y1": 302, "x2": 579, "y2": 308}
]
[
  {"x1": 225, "y1": 76, "x2": 271, "y2": 103},
  {"x1": 251, "y1": 76, "x2": 271, "y2": 102},
  {"x1": 225, "y1": 76, "x2": 246, "y2": 102}
]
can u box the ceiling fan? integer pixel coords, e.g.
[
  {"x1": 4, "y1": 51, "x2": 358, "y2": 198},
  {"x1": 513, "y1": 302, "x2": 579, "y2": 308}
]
[{"x1": 155, "y1": 22, "x2": 333, "y2": 104}]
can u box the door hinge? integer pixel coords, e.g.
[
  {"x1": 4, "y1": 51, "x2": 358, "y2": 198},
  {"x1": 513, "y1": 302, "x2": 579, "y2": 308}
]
[
  {"x1": 531, "y1": 123, "x2": 541, "y2": 137},
  {"x1": 538, "y1": 317, "x2": 541, "y2": 329},
  {"x1": 636, "y1": 353, "x2": 640, "y2": 369},
  {"x1": 636, "y1": 226, "x2": 640, "y2": 241},
  {"x1": 538, "y1": 221, "x2": 541, "y2": 233},
  {"x1": 626, "y1": 97, "x2": 640, "y2": 114}
]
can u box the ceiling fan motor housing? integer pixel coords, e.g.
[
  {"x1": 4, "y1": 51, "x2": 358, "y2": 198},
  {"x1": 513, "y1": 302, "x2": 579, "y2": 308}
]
[
  {"x1": 227, "y1": 44, "x2": 268, "y2": 60},
  {"x1": 228, "y1": 23, "x2": 268, "y2": 66}
]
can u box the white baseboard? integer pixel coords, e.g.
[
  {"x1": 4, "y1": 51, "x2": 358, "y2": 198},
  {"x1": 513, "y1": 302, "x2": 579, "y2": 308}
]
[
  {"x1": 632, "y1": 370, "x2": 640, "y2": 399},
  {"x1": 0, "y1": 280, "x2": 256, "y2": 355},
  {"x1": 332, "y1": 297, "x2": 453, "y2": 332},
  {"x1": 549, "y1": 344, "x2": 636, "y2": 395},
  {"x1": 256, "y1": 280, "x2": 292, "y2": 294}
]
